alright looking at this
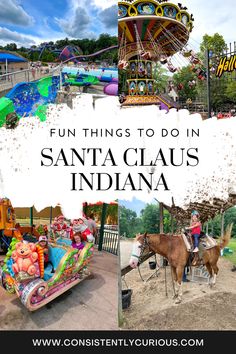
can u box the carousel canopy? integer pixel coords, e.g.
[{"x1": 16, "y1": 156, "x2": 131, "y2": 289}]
[{"x1": 118, "y1": 0, "x2": 193, "y2": 58}]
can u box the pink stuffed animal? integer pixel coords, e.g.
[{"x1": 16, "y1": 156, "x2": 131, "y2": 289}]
[{"x1": 12, "y1": 242, "x2": 38, "y2": 276}]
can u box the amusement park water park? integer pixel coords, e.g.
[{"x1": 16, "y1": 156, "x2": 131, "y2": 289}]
[
  {"x1": 0, "y1": 35, "x2": 118, "y2": 126},
  {"x1": 1, "y1": 0, "x2": 236, "y2": 125}
]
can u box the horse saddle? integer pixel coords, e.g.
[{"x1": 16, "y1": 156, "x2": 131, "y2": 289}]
[
  {"x1": 199, "y1": 232, "x2": 217, "y2": 250},
  {"x1": 182, "y1": 231, "x2": 217, "y2": 252},
  {"x1": 185, "y1": 232, "x2": 217, "y2": 267}
]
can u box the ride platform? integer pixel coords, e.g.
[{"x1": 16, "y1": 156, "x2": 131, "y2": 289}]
[{"x1": 121, "y1": 94, "x2": 162, "y2": 106}]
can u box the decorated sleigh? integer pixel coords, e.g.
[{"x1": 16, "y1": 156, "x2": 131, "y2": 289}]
[{"x1": 0, "y1": 236, "x2": 94, "y2": 311}]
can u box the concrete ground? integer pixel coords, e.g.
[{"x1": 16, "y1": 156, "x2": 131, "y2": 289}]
[
  {"x1": 0, "y1": 249, "x2": 118, "y2": 330},
  {"x1": 0, "y1": 68, "x2": 60, "y2": 95}
]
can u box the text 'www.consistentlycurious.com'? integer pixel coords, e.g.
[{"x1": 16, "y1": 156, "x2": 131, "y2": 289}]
[{"x1": 32, "y1": 338, "x2": 204, "y2": 348}]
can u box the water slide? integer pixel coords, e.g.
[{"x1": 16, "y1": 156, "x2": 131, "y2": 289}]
[
  {"x1": 0, "y1": 76, "x2": 60, "y2": 126},
  {"x1": 62, "y1": 45, "x2": 118, "y2": 63},
  {"x1": 64, "y1": 70, "x2": 118, "y2": 95},
  {"x1": 66, "y1": 72, "x2": 118, "y2": 95},
  {"x1": 0, "y1": 46, "x2": 118, "y2": 124},
  {"x1": 62, "y1": 45, "x2": 118, "y2": 84},
  {"x1": 0, "y1": 97, "x2": 17, "y2": 127},
  {"x1": 65, "y1": 74, "x2": 100, "y2": 86}
]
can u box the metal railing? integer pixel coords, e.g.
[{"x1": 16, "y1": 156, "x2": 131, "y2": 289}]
[
  {"x1": 178, "y1": 101, "x2": 207, "y2": 113},
  {"x1": 97, "y1": 227, "x2": 119, "y2": 255},
  {"x1": 0, "y1": 66, "x2": 60, "y2": 93}
]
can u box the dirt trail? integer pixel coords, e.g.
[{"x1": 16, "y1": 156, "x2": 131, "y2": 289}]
[{"x1": 120, "y1": 239, "x2": 236, "y2": 330}]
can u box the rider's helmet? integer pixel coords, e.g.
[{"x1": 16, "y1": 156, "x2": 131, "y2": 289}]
[{"x1": 191, "y1": 210, "x2": 199, "y2": 217}]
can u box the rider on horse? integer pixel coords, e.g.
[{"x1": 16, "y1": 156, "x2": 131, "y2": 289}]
[{"x1": 187, "y1": 210, "x2": 202, "y2": 253}]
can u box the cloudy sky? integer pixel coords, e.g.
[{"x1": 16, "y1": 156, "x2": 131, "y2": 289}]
[
  {"x1": 0, "y1": 0, "x2": 117, "y2": 47},
  {"x1": 172, "y1": 0, "x2": 235, "y2": 49},
  {"x1": 119, "y1": 197, "x2": 149, "y2": 216},
  {"x1": 0, "y1": 0, "x2": 235, "y2": 48}
]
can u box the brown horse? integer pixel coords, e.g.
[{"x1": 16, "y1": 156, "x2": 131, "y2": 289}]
[{"x1": 129, "y1": 224, "x2": 233, "y2": 304}]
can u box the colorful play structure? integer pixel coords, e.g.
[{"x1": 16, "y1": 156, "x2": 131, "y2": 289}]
[
  {"x1": 0, "y1": 199, "x2": 94, "y2": 311},
  {"x1": 0, "y1": 76, "x2": 60, "y2": 126},
  {"x1": 118, "y1": 0, "x2": 204, "y2": 108},
  {"x1": 65, "y1": 73, "x2": 100, "y2": 87},
  {"x1": 27, "y1": 44, "x2": 83, "y2": 62},
  {"x1": 27, "y1": 44, "x2": 117, "y2": 64},
  {"x1": 63, "y1": 67, "x2": 118, "y2": 96},
  {"x1": 0, "y1": 70, "x2": 117, "y2": 127}
]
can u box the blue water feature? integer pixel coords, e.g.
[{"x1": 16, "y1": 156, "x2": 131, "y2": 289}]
[
  {"x1": 5, "y1": 76, "x2": 60, "y2": 117},
  {"x1": 63, "y1": 66, "x2": 118, "y2": 82}
]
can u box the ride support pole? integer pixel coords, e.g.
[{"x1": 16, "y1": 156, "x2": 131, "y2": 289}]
[
  {"x1": 159, "y1": 202, "x2": 164, "y2": 233},
  {"x1": 30, "y1": 207, "x2": 33, "y2": 227},
  {"x1": 221, "y1": 212, "x2": 225, "y2": 237},
  {"x1": 49, "y1": 206, "x2": 53, "y2": 226},
  {"x1": 206, "y1": 48, "x2": 211, "y2": 118}
]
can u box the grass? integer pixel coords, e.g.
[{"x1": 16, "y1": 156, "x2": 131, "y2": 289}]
[{"x1": 223, "y1": 238, "x2": 236, "y2": 265}]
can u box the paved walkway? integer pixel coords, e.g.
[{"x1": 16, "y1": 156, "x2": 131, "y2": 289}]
[{"x1": 0, "y1": 249, "x2": 118, "y2": 330}]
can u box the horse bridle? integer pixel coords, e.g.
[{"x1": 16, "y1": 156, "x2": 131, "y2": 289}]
[
  {"x1": 131, "y1": 233, "x2": 150, "y2": 264},
  {"x1": 138, "y1": 233, "x2": 150, "y2": 263}
]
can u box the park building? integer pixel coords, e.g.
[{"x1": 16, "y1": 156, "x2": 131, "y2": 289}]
[{"x1": 0, "y1": 50, "x2": 28, "y2": 75}]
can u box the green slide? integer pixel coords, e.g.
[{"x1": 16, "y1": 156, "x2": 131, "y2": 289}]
[
  {"x1": 0, "y1": 97, "x2": 19, "y2": 127},
  {"x1": 65, "y1": 75, "x2": 99, "y2": 86}
]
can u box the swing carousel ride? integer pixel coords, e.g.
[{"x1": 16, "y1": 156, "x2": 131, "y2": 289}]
[{"x1": 118, "y1": 0, "x2": 205, "y2": 107}]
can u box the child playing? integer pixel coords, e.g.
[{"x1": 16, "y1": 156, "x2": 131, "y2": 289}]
[
  {"x1": 38, "y1": 235, "x2": 54, "y2": 272},
  {"x1": 187, "y1": 210, "x2": 202, "y2": 253},
  {"x1": 71, "y1": 232, "x2": 85, "y2": 252},
  {"x1": 71, "y1": 218, "x2": 95, "y2": 243}
]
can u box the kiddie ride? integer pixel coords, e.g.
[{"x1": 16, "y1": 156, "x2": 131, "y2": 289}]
[{"x1": 0, "y1": 233, "x2": 94, "y2": 311}]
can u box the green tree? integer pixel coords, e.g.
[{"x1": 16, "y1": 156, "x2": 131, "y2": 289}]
[
  {"x1": 204, "y1": 207, "x2": 236, "y2": 237},
  {"x1": 199, "y1": 34, "x2": 228, "y2": 110},
  {"x1": 153, "y1": 62, "x2": 169, "y2": 93},
  {"x1": 119, "y1": 206, "x2": 142, "y2": 238},
  {"x1": 96, "y1": 34, "x2": 117, "y2": 51},
  {"x1": 29, "y1": 51, "x2": 40, "y2": 61},
  {"x1": 200, "y1": 33, "x2": 227, "y2": 57},
  {"x1": 163, "y1": 209, "x2": 172, "y2": 233},
  {"x1": 119, "y1": 69, "x2": 128, "y2": 94},
  {"x1": 40, "y1": 49, "x2": 57, "y2": 62},
  {"x1": 173, "y1": 66, "x2": 198, "y2": 102},
  {"x1": 18, "y1": 51, "x2": 30, "y2": 60},
  {"x1": 169, "y1": 33, "x2": 228, "y2": 107},
  {"x1": 225, "y1": 80, "x2": 236, "y2": 103},
  {"x1": 224, "y1": 207, "x2": 236, "y2": 237},
  {"x1": 140, "y1": 204, "x2": 159, "y2": 234},
  {"x1": 5, "y1": 42, "x2": 17, "y2": 51}
]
